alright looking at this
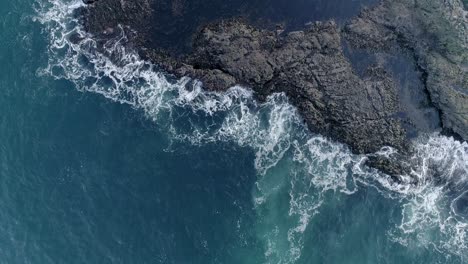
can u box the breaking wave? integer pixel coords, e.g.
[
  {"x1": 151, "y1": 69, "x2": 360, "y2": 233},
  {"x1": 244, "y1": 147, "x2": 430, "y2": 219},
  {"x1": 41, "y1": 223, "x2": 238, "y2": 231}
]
[{"x1": 35, "y1": 0, "x2": 468, "y2": 262}]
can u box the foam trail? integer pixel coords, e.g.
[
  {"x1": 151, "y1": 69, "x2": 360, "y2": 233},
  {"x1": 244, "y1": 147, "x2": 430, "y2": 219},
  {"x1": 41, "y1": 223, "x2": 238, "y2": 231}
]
[
  {"x1": 390, "y1": 136, "x2": 468, "y2": 260},
  {"x1": 35, "y1": 1, "x2": 468, "y2": 262}
]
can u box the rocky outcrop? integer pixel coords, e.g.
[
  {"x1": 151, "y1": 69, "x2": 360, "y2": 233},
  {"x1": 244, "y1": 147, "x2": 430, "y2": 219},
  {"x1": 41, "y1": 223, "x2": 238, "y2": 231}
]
[
  {"x1": 78, "y1": 0, "x2": 468, "y2": 178},
  {"x1": 79, "y1": 0, "x2": 410, "y2": 156},
  {"x1": 81, "y1": 0, "x2": 153, "y2": 45},
  {"x1": 81, "y1": 0, "x2": 380, "y2": 55},
  {"x1": 344, "y1": 0, "x2": 468, "y2": 140},
  {"x1": 148, "y1": 19, "x2": 408, "y2": 154}
]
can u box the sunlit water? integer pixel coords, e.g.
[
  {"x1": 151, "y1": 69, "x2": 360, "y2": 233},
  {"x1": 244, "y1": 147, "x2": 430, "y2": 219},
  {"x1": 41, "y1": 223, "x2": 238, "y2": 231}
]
[{"x1": 0, "y1": 0, "x2": 466, "y2": 263}]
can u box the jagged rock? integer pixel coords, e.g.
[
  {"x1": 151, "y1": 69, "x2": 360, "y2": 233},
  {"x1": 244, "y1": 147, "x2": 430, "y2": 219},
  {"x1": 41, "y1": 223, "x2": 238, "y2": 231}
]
[
  {"x1": 81, "y1": 0, "x2": 153, "y2": 45},
  {"x1": 366, "y1": 154, "x2": 413, "y2": 183},
  {"x1": 147, "y1": 19, "x2": 408, "y2": 154}
]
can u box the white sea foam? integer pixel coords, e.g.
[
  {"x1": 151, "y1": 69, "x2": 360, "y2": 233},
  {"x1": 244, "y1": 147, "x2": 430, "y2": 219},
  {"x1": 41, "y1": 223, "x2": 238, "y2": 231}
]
[
  {"x1": 35, "y1": 0, "x2": 468, "y2": 262},
  {"x1": 390, "y1": 135, "x2": 468, "y2": 260}
]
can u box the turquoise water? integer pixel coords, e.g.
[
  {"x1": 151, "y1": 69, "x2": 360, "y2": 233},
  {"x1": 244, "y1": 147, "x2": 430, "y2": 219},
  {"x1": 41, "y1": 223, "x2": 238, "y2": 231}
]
[{"x1": 0, "y1": 0, "x2": 467, "y2": 263}]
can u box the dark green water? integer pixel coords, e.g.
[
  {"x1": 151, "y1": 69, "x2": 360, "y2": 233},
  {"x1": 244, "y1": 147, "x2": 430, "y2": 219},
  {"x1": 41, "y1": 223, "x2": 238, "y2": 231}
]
[{"x1": 0, "y1": 0, "x2": 467, "y2": 263}]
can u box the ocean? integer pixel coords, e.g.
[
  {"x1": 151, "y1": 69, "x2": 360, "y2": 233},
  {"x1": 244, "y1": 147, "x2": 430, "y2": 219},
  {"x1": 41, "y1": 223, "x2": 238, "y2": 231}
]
[{"x1": 0, "y1": 0, "x2": 467, "y2": 263}]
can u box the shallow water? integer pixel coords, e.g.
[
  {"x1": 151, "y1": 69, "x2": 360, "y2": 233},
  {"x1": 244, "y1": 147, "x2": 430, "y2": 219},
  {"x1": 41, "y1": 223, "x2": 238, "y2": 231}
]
[{"x1": 0, "y1": 0, "x2": 467, "y2": 263}]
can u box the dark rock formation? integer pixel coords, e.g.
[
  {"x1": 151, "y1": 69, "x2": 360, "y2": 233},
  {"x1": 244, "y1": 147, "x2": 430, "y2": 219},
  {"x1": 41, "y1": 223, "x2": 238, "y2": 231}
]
[
  {"x1": 81, "y1": 0, "x2": 153, "y2": 46},
  {"x1": 344, "y1": 0, "x2": 468, "y2": 141},
  {"x1": 77, "y1": 0, "x2": 468, "y2": 178},
  {"x1": 149, "y1": 19, "x2": 408, "y2": 154},
  {"x1": 81, "y1": 0, "x2": 379, "y2": 55}
]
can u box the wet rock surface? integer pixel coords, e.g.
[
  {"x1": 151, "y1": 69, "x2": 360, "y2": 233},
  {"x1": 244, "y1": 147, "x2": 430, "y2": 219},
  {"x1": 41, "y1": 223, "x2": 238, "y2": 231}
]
[
  {"x1": 150, "y1": 19, "x2": 408, "y2": 154},
  {"x1": 80, "y1": 0, "x2": 153, "y2": 45},
  {"x1": 79, "y1": 0, "x2": 467, "y2": 177},
  {"x1": 344, "y1": 0, "x2": 468, "y2": 141},
  {"x1": 81, "y1": 0, "x2": 379, "y2": 54}
]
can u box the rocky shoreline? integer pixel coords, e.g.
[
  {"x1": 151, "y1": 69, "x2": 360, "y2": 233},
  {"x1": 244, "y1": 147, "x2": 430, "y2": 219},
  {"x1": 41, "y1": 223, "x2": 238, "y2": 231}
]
[
  {"x1": 78, "y1": 0, "x2": 467, "y2": 178},
  {"x1": 151, "y1": 20, "x2": 408, "y2": 154}
]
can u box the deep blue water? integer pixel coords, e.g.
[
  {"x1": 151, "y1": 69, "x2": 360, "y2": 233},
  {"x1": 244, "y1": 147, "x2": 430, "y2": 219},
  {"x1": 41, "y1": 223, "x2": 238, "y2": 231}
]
[{"x1": 0, "y1": 0, "x2": 467, "y2": 263}]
